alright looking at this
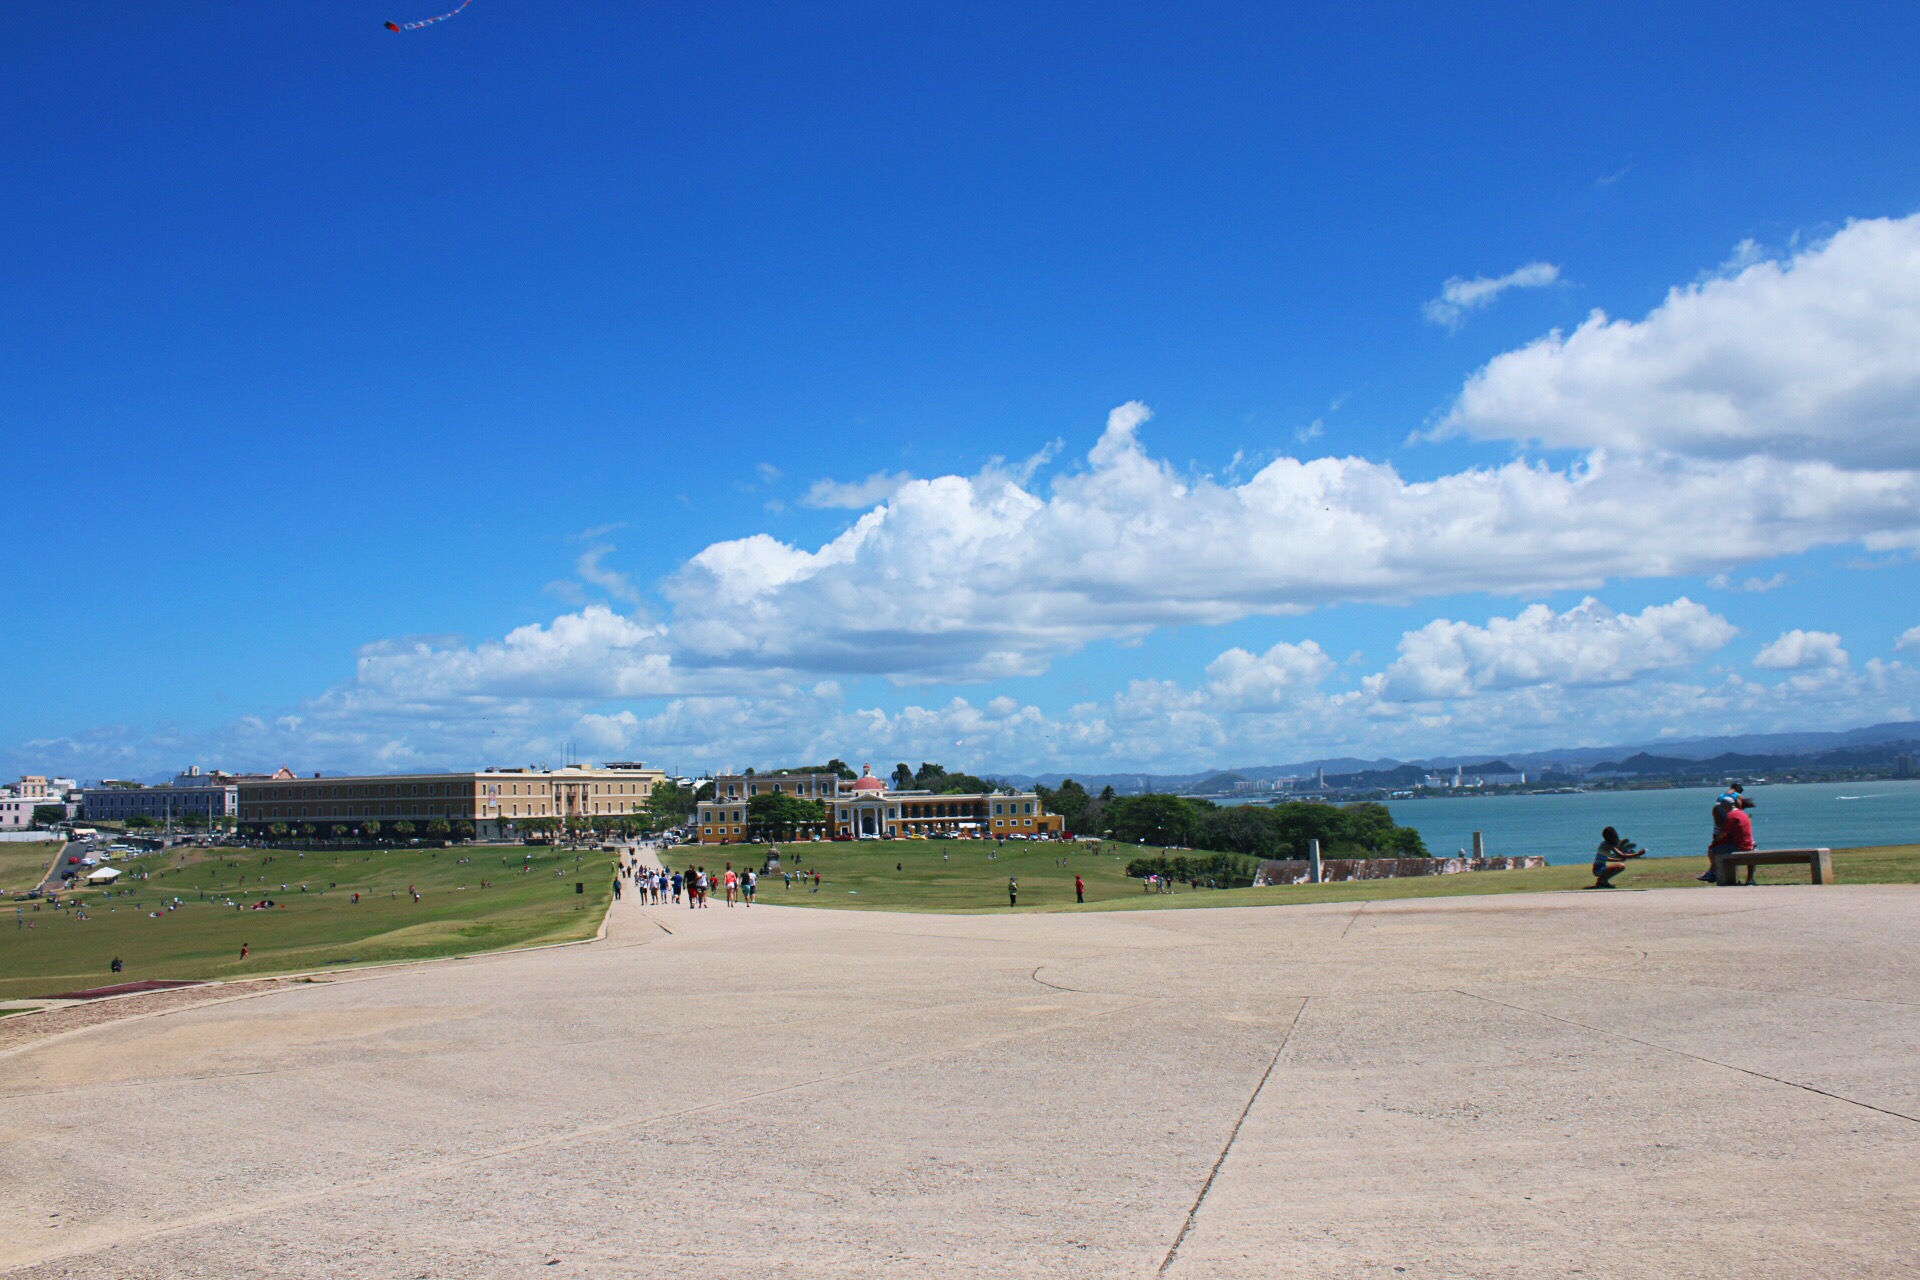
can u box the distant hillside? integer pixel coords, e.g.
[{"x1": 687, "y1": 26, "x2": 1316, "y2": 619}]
[
  {"x1": 998, "y1": 720, "x2": 1920, "y2": 794},
  {"x1": 1589, "y1": 740, "x2": 1920, "y2": 778}
]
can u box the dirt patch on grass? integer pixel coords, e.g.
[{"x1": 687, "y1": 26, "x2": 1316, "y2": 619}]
[{"x1": 46, "y1": 979, "x2": 205, "y2": 1000}]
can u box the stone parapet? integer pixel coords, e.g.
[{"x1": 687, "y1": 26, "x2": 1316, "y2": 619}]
[{"x1": 1252, "y1": 855, "x2": 1546, "y2": 885}]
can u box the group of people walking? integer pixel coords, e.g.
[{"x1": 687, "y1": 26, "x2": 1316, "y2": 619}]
[{"x1": 617, "y1": 856, "x2": 757, "y2": 907}]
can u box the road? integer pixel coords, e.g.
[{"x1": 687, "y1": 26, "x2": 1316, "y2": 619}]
[{"x1": 33, "y1": 838, "x2": 87, "y2": 895}]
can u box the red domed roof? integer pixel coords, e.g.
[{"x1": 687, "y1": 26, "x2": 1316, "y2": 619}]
[{"x1": 850, "y1": 765, "x2": 886, "y2": 792}]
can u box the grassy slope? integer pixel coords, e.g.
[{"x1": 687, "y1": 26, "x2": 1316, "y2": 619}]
[
  {"x1": 10, "y1": 840, "x2": 1912, "y2": 998},
  {"x1": 0, "y1": 842, "x2": 62, "y2": 896},
  {"x1": 0, "y1": 843, "x2": 616, "y2": 999},
  {"x1": 690, "y1": 838, "x2": 1920, "y2": 915}
]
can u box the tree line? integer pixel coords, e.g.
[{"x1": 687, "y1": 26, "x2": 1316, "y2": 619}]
[
  {"x1": 1123, "y1": 851, "x2": 1259, "y2": 887},
  {"x1": 1036, "y1": 782, "x2": 1428, "y2": 861}
]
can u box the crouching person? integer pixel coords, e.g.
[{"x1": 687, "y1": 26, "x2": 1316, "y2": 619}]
[{"x1": 1592, "y1": 826, "x2": 1643, "y2": 889}]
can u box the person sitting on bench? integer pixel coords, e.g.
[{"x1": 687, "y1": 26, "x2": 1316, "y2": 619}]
[
  {"x1": 1592, "y1": 826, "x2": 1643, "y2": 889},
  {"x1": 1699, "y1": 794, "x2": 1756, "y2": 884}
]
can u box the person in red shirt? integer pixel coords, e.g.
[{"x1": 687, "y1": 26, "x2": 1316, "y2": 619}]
[
  {"x1": 1701, "y1": 795, "x2": 1756, "y2": 884},
  {"x1": 1074, "y1": 874, "x2": 1085, "y2": 904}
]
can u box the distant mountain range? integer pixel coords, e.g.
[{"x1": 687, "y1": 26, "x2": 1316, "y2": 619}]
[
  {"x1": 103, "y1": 719, "x2": 1920, "y2": 791},
  {"x1": 998, "y1": 720, "x2": 1920, "y2": 793}
]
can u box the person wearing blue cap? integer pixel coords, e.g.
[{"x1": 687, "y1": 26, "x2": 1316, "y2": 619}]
[{"x1": 1700, "y1": 784, "x2": 1757, "y2": 883}]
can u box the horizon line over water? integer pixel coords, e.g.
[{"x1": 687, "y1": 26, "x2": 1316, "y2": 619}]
[{"x1": 1359, "y1": 781, "x2": 1920, "y2": 867}]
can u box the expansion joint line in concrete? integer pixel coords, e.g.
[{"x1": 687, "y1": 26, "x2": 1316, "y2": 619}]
[
  {"x1": 1157, "y1": 996, "x2": 1309, "y2": 1278},
  {"x1": 1029, "y1": 965, "x2": 1081, "y2": 994},
  {"x1": 1338, "y1": 902, "x2": 1366, "y2": 940},
  {"x1": 633, "y1": 909, "x2": 674, "y2": 936},
  {"x1": 1454, "y1": 989, "x2": 1920, "y2": 1127},
  {"x1": 1028, "y1": 956, "x2": 1150, "y2": 998}
]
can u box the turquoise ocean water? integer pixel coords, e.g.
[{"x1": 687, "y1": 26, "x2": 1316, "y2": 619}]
[{"x1": 1367, "y1": 780, "x2": 1920, "y2": 865}]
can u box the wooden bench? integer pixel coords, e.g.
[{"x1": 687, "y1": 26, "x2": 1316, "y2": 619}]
[{"x1": 1714, "y1": 848, "x2": 1833, "y2": 886}]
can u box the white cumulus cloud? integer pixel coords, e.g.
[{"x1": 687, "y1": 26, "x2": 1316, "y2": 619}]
[
  {"x1": 1379, "y1": 598, "x2": 1738, "y2": 700},
  {"x1": 348, "y1": 606, "x2": 678, "y2": 705},
  {"x1": 1442, "y1": 214, "x2": 1920, "y2": 467},
  {"x1": 21, "y1": 598, "x2": 1920, "y2": 779},
  {"x1": 1708, "y1": 571, "x2": 1787, "y2": 593},
  {"x1": 802, "y1": 470, "x2": 916, "y2": 509},
  {"x1": 1424, "y1": 261, "x2": 1561, "y2": 329},
  {"x1": 663, "y1": 406, "x2": 1920, "y2": 682},
  {"x1": 1896, "y1": 626, "x2": 1920, "y2": 652},
  {"x1": 1204, "y1": 641, "x2": 1336, "y2": 710},
  {"x1": 1753, "y1": 629, "x2": 1849, "y2": 670}
]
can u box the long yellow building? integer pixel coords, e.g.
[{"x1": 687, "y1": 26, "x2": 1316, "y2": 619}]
[{"x1": 238, "y1": 763, "x2": 664, "y2": 840}]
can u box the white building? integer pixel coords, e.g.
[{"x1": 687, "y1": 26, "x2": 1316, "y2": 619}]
[{"x1": 0, "y1": 796, "x2": 65, "y2": 830}]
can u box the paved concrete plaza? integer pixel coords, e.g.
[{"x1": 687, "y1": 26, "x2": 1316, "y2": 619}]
[{"x1": 3, "y1": 885, "x2": 1918, "y2": 1278}]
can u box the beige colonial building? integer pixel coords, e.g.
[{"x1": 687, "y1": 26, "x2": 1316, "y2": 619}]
[
  {"x1": 707, "y1": 771, "x2": 842, "y2": 803},
  {"x1": 238, "y1": 763, "x2": 664, "y2": 840},
  {"x1": 695, "y1": 764, "x2": 1064, "y2": 844}
]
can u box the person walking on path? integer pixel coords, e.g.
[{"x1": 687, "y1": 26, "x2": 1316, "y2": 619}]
[
  {"x1": 1008, "y1": 875, "x2": 1018, "y2": 907},
  {"x1": 1074, "y1": 874, "x2": 1085, "y2": 904},
  {"x1": 724, "y1": 867, "x2": 738, "y2": 907},
  {"x1": 612, "y1": 876, "x2": 623, "y2": 901},
  {"x1": 743, "y1": 869, "x2": 756, "y2": 906},
  {"x1": 1590, "y1": 827, "x2": 1643, "y2": 889}
]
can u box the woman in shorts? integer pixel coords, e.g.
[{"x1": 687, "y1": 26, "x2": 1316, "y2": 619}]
[{"x1": 1591, "y1": 826, "x2": 1643, "y2": 889}]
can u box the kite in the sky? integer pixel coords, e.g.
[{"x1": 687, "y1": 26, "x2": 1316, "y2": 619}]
[{"x1": 384, "y1": 0, "x2": 473, "y2": 32}]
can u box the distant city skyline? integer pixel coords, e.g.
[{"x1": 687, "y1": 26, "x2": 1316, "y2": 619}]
[{"x1": 6, "y1": 2, "x2": 1920, "y2": 776}]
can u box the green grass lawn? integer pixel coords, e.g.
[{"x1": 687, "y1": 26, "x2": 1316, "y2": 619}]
[
  {"x1": 687, "y1": 838, "x2": 1920, "y2": 915},
  {"x1": 9, "y1": 839, "x2": 1913, "y2": 999},
  {"x1": 0, "y1": 841, "x2": 62, "y2": 896},
  {"x1": 0, "y1": 843, "x2": 616, "y2": 1000}
]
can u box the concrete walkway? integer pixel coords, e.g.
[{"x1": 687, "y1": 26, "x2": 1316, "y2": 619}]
[{"x1": 2, "y1": 885, "x2": 1917, "y2": 1277}]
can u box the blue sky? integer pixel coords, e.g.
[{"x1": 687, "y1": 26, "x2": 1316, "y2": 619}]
[{"x1": 7, "y1": 0, "x2": 1920, "y2": 779}]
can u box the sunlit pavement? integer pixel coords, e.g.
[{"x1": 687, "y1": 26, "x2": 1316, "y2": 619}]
[{"x1": 3, "y1": 885, "x2": 1917, "y2": 1278}]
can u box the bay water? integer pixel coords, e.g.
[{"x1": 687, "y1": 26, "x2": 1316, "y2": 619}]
[{"x1": 1377, "y1": 779, "x2": 1920, "y2": 866}]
